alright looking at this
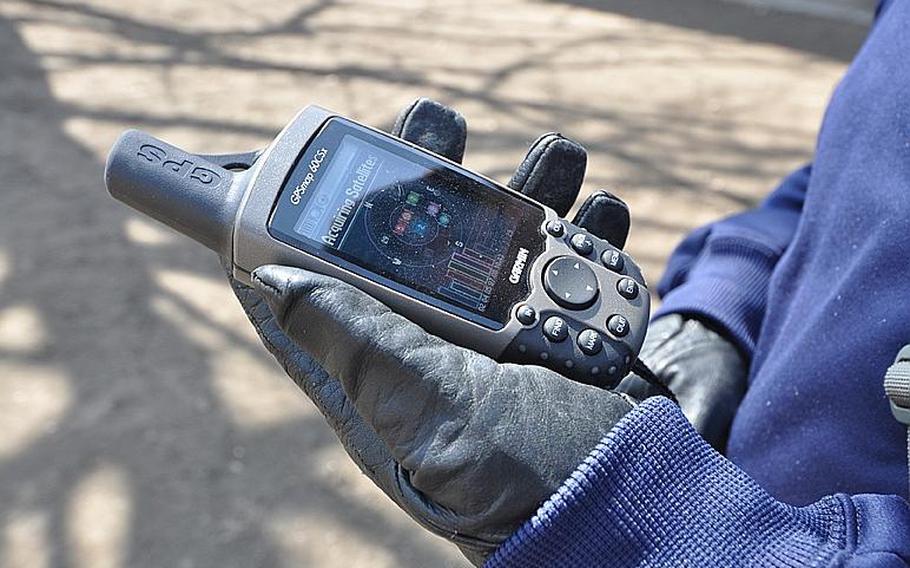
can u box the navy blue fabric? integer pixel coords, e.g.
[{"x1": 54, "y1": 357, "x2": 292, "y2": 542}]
[
  {"x1": 488, "y1": 1, "x2": 910, "y2": 564},
  {"x1": 654, "y1": 0, "x2": 909, "y2": 505},
  {"x1": 487, "y1": 399, "x2": 910, "y2": 567}
]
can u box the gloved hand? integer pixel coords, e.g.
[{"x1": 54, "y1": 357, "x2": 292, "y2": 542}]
[
  {"x1": 618, "y1": 314, "x2": 748, "y2": 449},
  {"x1": 225, "y1": 98, "x2": 648, "y2": 565}
]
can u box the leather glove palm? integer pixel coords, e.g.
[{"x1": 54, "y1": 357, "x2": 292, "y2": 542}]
[{"x1": 226, "y1": 99, "x2": 642, "y2": 564}]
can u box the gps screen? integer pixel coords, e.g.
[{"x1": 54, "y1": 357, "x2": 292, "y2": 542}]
[{"x1": 269, "y1": 118, "x2": 545, "y2": 329}]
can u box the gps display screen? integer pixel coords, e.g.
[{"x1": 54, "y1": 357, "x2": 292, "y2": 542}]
[{"x1": 269, "y1": 118, "x2": 545, "y2": 329}]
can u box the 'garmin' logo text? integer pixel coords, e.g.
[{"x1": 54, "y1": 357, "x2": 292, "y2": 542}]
[
  {"x1": 509, "y1": 247, "x2": 530, "y2": 284},
  {"x1": 290, "y1": 147, "x2": 328, "y2": 205},
  {"x1": 137, "y1": 144, "x2": 222, "y2": 187}
]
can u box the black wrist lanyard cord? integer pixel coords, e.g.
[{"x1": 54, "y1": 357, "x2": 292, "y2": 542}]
[{"x1": 630, "y1": 359, "x2": 679, "y2": 405}]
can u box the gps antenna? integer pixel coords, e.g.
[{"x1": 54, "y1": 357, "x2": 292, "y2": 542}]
[{"x1": 105, "y1": 130, "x2": 247, "y2": 257}]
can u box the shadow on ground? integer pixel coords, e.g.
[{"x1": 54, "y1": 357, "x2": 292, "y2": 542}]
[{"x1": 551, "y1": 0, "x2": 868, "y2": 62}]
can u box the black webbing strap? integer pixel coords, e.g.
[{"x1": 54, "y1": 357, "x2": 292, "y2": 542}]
[{"x1": 883, "y1": 345, "x2": 910, "y2": 499}]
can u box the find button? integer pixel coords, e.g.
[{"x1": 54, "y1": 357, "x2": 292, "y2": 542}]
[
  {"x1": 543, "y1": 256, "x2": 599, "y2": 310},
  {"x1": 543, "y1": 316, "x2": 569, "y2": 342}
]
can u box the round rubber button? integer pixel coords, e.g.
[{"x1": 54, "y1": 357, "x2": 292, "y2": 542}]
[
  {"x1": 516, "y1": 304, "x2": 537, "y2": 326},
  {"x1": 545, "y1": 220, "x2": 565, "y2": 237},
  {"x1": 577, "y1": 329, "x2": 603, "y2": 355},
  {"x1": 616, "y1": 277, "x2": 639, "y2": 300},
  {"x1": 542, "y1": 316, "x2": 569, "y2": 342},
  {"x1": 607, "y1": 314, "x2": 630, "y2": 337},
  {"x1": 570, "y1": 233, "x2": 594, "y2": 256},
  {"x1": 601, "y1": 249, "x2": 624, "y2": 272},
  {"x1": 543, "y1": 256, "x2": 599, "y2": 309}
]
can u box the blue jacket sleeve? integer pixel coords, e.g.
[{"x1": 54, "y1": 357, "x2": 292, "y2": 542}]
[
  {"x1": 653, "y1": 165, "x2": 811, "y2": 355},
  {"x1": 486, "y1": 397, "x2": 910, "y2": 568}
]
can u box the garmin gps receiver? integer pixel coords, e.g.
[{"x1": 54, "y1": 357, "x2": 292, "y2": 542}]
[{"x1": 105, "y1": 105, "x2": 650, "y2": 387}]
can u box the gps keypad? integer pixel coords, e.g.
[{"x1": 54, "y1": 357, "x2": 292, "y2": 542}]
[{"x1": 504, "y1": 219, "x2": 648, "y2": 388}]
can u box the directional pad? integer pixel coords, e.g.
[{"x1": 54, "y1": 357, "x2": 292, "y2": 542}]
[{"x1": 543, "y1": 256, "x2": 599, "y2": 310}]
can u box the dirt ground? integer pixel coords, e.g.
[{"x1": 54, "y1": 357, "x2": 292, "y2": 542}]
[{"x1": 0, "y1": 1, "x2": 869, "y2": 567}]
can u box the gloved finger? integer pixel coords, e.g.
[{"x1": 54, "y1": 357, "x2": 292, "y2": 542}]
[
  {"x1": 391, "y1": 98, "x2": 467, "y2": 163},
  {"x1": 571, "y1": 190, "x2": 631, "y2": 249},
  {"x1": 250, "y1": 264, "x2": 500, "y2": 469},
  {"x1": 508, "y1": 133, "x2": 586, "y2": 217}
]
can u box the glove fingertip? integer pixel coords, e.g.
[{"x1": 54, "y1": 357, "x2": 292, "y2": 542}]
[
  {"x1": 393, "y1": 98, "x2": 467, "y2": 163},
  {"x1": 509, "y1": 133, "x2": 587, "y2": 217},
  {"x1": 571, "y1": 190, "x2": 630, "y2": 249}
]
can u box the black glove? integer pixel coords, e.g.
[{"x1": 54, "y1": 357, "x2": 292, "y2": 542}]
[
  {"x1": 225, "y1": 98, "x2": 645, "y2": 565},
  {"x1": 618, "y1": 314, "x2": 748, "y2": 449}
]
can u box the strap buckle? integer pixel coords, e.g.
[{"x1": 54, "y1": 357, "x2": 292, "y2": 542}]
[{"x1": 884, "y1": 345, "x2": 910, "y2": 426}]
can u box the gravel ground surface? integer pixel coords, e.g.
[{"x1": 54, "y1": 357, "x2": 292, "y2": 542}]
[{"x1": 0, "y1": 1, "x2": 869, "y2": 566}]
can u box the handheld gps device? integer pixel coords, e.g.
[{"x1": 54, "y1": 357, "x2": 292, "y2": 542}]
[{"x1": 105, "y1": 106, "x2": 650, "y2": 387}]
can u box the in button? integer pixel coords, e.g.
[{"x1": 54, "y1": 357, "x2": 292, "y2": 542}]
[
  {"x1": 516, "y1": 305, "x2": 537, "y2": 326},
  {"x1": 601, "y1": 249, "x2": 624, "y2": 272}
]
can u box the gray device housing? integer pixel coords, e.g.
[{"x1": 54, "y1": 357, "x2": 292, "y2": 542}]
[{"x1": 105, "y1": 105, "x2": 650, "y2": 386}]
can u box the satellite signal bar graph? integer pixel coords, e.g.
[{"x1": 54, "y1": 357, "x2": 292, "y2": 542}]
[{"x1": 437, "y1": 246, "x2": 501, "y2": 311}]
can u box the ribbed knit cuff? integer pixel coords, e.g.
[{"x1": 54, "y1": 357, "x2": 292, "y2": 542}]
[
  {"x1": 486, "y1": 398, "x2": 860, "y2": 568},
  {"x1": 653, "y1": 232, "x2": 781, "y2": 355}
]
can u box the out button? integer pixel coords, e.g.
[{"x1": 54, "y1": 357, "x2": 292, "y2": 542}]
[
  {"x1": 607, "y1": 314, "x2": 630, "y2": 338},
  {"x1": 543, "y1": 256, "x2": 599, "y2": 310}
]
